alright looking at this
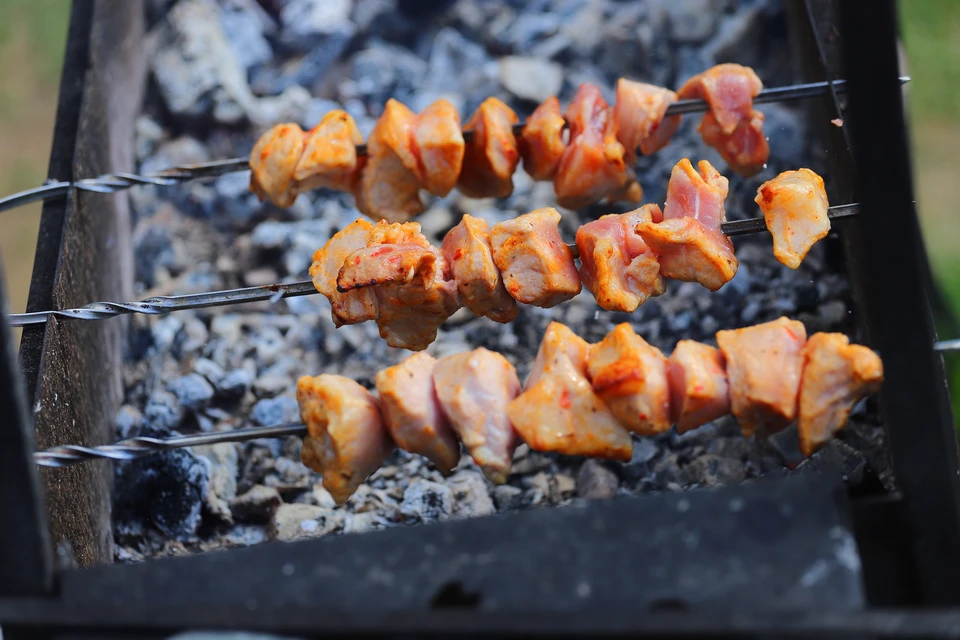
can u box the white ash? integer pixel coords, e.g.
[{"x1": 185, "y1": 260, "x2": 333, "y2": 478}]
[{"x1": 115, "y1": 0, "x2": 891, "y2": 561}]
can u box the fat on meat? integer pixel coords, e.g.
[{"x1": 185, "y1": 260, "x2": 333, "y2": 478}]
[
  {"x1": 297, "y1": 374, "x2": 394, "y2": 505},
  {"x1": 441, "y1": 214, "x2": 519, "y2": 323},
  {"x1": 508, "y1": 322, "x2": 633, "y2": 461},
  {"x1": 637, "y1": 158, "x2": 738, "y2": 292},
  {"x1": 293, "y1": 110, "x2": 365, "y2": 194},
  {"x1": 519, "y1": 96, "x2": 567, "y2": 181},
  {"x1": 490, "y1": 207, "x2": 581, "y2": 308},
  {"x1": 614, "y1": 78, "x2": 682, "y2": 161},
  {"x1": 433, "y1": 348, "x2": 521, "y2": 484},
  {"x1": 716, "y1": 317, "x2": 807, "y2": 438},
  {"x1": 249, "y1": 123, "x2": 305, "y2": 208},
  {"x1": 411, "y1": 99, "x2": 465, "y2": 197},
  {"x1": 797, "y1": 333, "x2": 883, "y2": 456},
  {"x1": 667, "y1": 340, "x2": 730, "y2": 433},
  {"x1": 458, "y1": 97, "x2": 521, "y2": 199},
  {"x1": 576, "y1": 205, "x2": 665, "y2": 312},
  {"x1": 308, "y1": 219, "x2": 379, "y2": 327},
  {"x1": 755, "y1": 168, "x2": 830, "y2": 269},
  {"x1": 375, "y1": 352, "x2": 461, "y2": 474},
  {"x1": 587, "y1": 323, "x2": 672, "y2": 436}
]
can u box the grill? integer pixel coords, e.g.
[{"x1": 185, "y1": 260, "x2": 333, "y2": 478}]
[{"x1": 2, "y1": 0, "x2": 960, "y2": 637}]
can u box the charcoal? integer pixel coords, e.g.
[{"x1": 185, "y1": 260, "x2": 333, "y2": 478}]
[
  {"x1": 576, "y1": 460, "x2": 620, "y2": 500},
  {"x1": 400, "y1": 480, "x2": 454, "y2": 523},
  {"x1": 167, "y1": 374, "x2": 216, "y2": 412},
  {"x1": 142, "y1": 390, "x2": 184, "y2": 433},
  {"x1": 115, "y1": 405, "x2": 144, "y2": 440},
  {"x1": 231, "y1": 485, "x2": 283, "y2": 523},
  {"x1": 251, "y1": 396, "x2": 300, "y2": 426},
  {"x1": 268, "y1": 503, "x2": 344, "y2": 542}
]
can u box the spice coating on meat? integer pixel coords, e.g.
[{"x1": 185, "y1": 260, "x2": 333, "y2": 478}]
[
  {"x1": 798, "y1": 333, "x2": 883, "y2": 456},
  {"x1": 554, "y1": 83, "x2": 633, "y2": 209},
  {"x1": 375, "y1": 352, "x2": 461, "y2": 474},
  {"x1": 293, "y1": 110, "x2": 365, "y2": 194},
  {"x1": 411, "y1": 99, "x2": 465, "y2": 197},
  {"x1": 355, "y1": 99, "x2": 424, "y2": 223},
  {"x1": 716, "y1": 317, "x2": 807, "y2": 438},
  {"x1": 508, "y1": 322, "x2": 633, "y2": 461},
  {"x1": 698, "y1": 110, "x2": 769, "y2": 177},
  {"x1": 576, "y1": 205, "x2": 665, "y2": 312},
  {"x1": 297, "y1": 374, "x2": 394, "y2": 505},
  {"x1": 441, "y1": 214, "x2": 519, "y2": 322},
  {"x1": 637, "y1": 159, "x2": 738, "y2": 292},
  {"x1": 668, "y1": 340, "x2": 730, "y2": 433},
  {"x1": 458, "y1": 97, "x2": 520, "y2": 198},
  {"x1": 433, "y1": 348, "x2": 521, "y2": 484},
  {"x1": 337, "y1": 244, "x2": 438, "y2": 292},
  {"x1": 249, "y1": 123, "x2": 305, "y2": 208},
  {"x1": 519, "y1": 96, "x2": 567, "y2": 181},
  {"x1": 614, "y1": 78, "x2": 682, "y2": 161},
  {"x1": 755, "y1": 168, "x2": 830, "y2": 269},
  {"x1": 490, "y1": 208, "x2": 581, "y2": 308},
  {"x1": 308, "y1": 219, "x2": 379, "y2": 327},
  {"x1": 587, "y1": 323, "x2": 672, "y2": 436}
]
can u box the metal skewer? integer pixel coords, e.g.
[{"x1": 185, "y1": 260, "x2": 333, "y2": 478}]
[
  {"x1": 6, "y1": 203, "x2": 861, "y2": 327},
  {"x1": 0, "y1": 77, "x2": 909, "y2": 215}
]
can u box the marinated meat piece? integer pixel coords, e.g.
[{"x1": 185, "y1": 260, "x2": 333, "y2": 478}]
[
  {"x1": 614, "y1": 79, "x2": 682, "y2": 161},
  {"x1": 519, "y1": 96, "x2": 567, "y2": 181},
  {"x1": 490, "y1": 208, "x2": 581, "y2": 308},
  {"x1": 677, "y1": 63, "x2": 763, "y2": 134},
  {"x1": 508, "y1": 322, "x2": 633, "y2": 461},
  {"x1": 308, "y1": 219, "x2": 378, "y2": 327},
  {"x1": 355, "y1": 99, "x2": 424, "y2": 223},
  {"x1": 798, "y1": 333, "x2": 883, "y2": 456},
  {"x1": 698, "y1": 110, "x2": 769, "y2": 177},
  {"x1": 587, "y1": 323, "x2": 671, "y2": 436},
  {"x1": 375, "y1": 352, "x2": 461, "y2": 474},
  {"x1": 249, "y1": 123, "x2": 305, "y2": 208},
  {"x1": 293, "y1": 110, "x2": 364, "y2": 194},
  {"x1": 441, "y1": 214, "x2": 519, "y2": 322},
  {"x1": 411, "y1": 99, "x2": 465, "y2": 197},
  {"x1": 576, "y1": 205, "x2": 665, "y2": 312},
  {"x1": 433, "y1": 348, "x2": 521, "y2": 484},
  {"x1": 554, "y1": 84, "x2": 631, "y2": 209},
  {"x1": 668, "y1": 340, "x2": 730, "y2": 433},
  {"x1": 458, "y1": 97, "x2": 520, "y2": 198},
  {"x1": 755, "y1": 168, "x2": 830, "y2": 269},
  {"x1": 716, "y1": 317, "x2": 807, "y2": 438},
  {"x1": 297, "y1": 374, "x2": 394, "y2": 505},
  {"x1": 338, "y1": 221, "x2": 459, "y2": 351},
  {"x1": 637, "y1": 159, "x2": 738, "y2": 292}
]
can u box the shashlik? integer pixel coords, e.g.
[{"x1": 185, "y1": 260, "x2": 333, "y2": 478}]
[
  {"x1": 308, "y1": 160, "x2": 832, "y2": 350},
  {"x1": 248, "y1": 64, "x2": 770, "y2": 218},
  {"x1": 295, "y1": 317, "x2": 884, "y2": 505}
]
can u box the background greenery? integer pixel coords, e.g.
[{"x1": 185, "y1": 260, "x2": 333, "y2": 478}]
[{"x1": 0, "y1": 0, "x2": 958, "y2": 418}]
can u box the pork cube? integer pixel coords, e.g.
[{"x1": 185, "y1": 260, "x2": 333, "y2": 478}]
[
  {"x1": 355, "y1": 99, "x2": 424, "y2": 223},
  {"x1": 458, "y1": 97, "x2": 520, "y2": 198},
  {"x1": 637, "y1": 159, "x2": 738, "y2": 291},
  {"x1": 411, "y1": 99, "x2": 465, "y2": 197},
  {"x1": 614, "y1": 78, "x2": 682, "y2": 161},
  {"x1": 576, "y1": 205, "x2": 665, "y2": 312},
  {"x1": 433, "y1": 348, "x2": 521, "y2": 484},
  {"x1": 293, "y1": 110, "x2": 364, "y2": 194},
  {"x1": 554, "y1": 83, "x2": 632, "y2": 209},
  {"x1": 698, "y1": 109, "x2": 769, "y2": 178},
  {"x1": 490, "y1": 207, "x2": 581, "y2": 307},
  {"x1": 519, "y1": 96, "x2": 567, "y2": 181},
  {"x1": 508, "y1": 322, "x2": 633, "y2": 461},
  {"x1": 716, "y1": 317, "x2": 807, "y2": 438},
  {"x1": 375, "y1": 352, "x2": 461, "y2": 474},
  {"x1": 677, "y1": 63, "x2": 763, "y2": 134},
  {"x1": 297, "y1": 374, "x2": 394, "y2": 505},
  {"x1": 587, "y1": 323, "x2": 671, "y2": 436},
  {"x1": 308, "y1": 219, "x2": 379, "y2": 327},
  {"x1": 441, "y1": 214, "x2": 519, "y2": 323},
  {"x1": 755, "y1": 168, "x2": 830, "y2": 269},
  {"x1": 798, "y1": 333, "x2": 883, "y2": 456},
  {"x1": 668, "y1": 340, "x2": 730, "y2": 433},
  {"x1": 249, "y1": 123, "x2": 305, "y2": 208}
]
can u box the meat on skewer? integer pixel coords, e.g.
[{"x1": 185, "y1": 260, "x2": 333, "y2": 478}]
[
  {"x1": 297, "y1": 374, "x2": 394, "y2": 505},
  {"x1": 442, "y1": 214, "x2": 519, "y2": 323},
  {"x1": 410, "y1": 98, "x2": 465, "y2": 197},
  {"x1": 249, "y1": 123, "x2": 305, "y2": 208},
  {"x1": 755, "y1": 168, "x2": 831, "y2": 269},
  {"x1": 519, "y1": 96, "x2": 567, "y2": 181},
  {"x1": 457, "y1": 97, "x2": 521, "y2": 199},
  {"x1": 295, "y1": 318, "x2": 883, "y2": 503},
  {"x1": 293, "y1": 110, "x2": 365, "y2": 194},
  {"x1": 614, "y1": 79, "x2": 682, "y2": 161},
  {"x1": 308, "y1": 219, "x2": 379, "y2": 327}
]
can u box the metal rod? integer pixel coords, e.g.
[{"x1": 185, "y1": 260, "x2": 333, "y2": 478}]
[
  {"x1": 4, "y1": 202, "x2": 862, "y2": 327},
  {"x1": 33, "y1": 423, "x2": 307, "y2": 468},
  {"x1": 0, "y1": 77, "x2": 910, "y2": 215}
]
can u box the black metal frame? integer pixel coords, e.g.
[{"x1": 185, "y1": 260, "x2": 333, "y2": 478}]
[{"x1": 3, "y1": 0, "x2": 960, "y2": 637}]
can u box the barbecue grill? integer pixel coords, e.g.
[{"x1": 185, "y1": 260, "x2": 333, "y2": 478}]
[{"x1": 3, "y1": 0, "x2": 960, "y2": 637}]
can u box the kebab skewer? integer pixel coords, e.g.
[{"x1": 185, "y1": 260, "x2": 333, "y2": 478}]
[{"x1": 296, "y1": 317, "x2": 883, "y2": 504}]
